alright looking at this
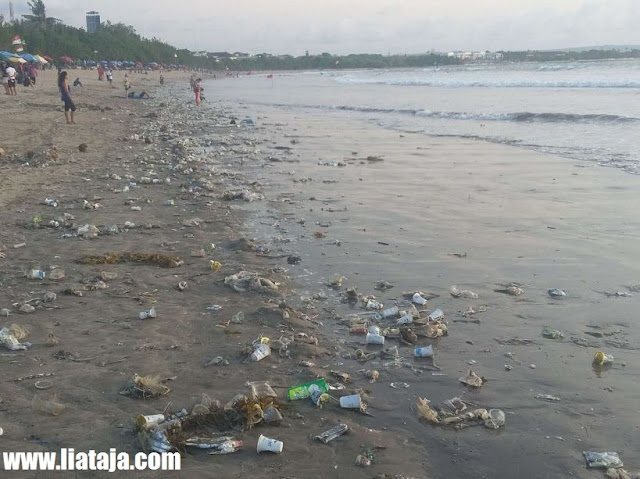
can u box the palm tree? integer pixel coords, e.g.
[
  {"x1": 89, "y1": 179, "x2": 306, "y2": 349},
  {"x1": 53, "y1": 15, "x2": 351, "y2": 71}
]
[{"x1": 22, "y1": 0, "x2": 59, "y2": 29}]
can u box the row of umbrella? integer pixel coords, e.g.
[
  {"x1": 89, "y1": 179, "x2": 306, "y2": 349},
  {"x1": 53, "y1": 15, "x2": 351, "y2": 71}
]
[{"x1": 0, "y1": 51, "x2": 51, "y2": 64}]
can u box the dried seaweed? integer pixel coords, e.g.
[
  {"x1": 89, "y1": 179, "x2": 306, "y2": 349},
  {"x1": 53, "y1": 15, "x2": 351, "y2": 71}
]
[
  {"x1": 78, "y1": 252, "x2": 183, "y2": 268},
  {"x1": 120, "y1": 374, "x2": 171, "y2": 399}
]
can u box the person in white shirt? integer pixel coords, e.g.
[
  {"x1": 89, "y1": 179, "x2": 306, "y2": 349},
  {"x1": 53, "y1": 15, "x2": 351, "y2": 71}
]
[{"x1": 5, "y1": 65, "x2": 17, "y2": 95}]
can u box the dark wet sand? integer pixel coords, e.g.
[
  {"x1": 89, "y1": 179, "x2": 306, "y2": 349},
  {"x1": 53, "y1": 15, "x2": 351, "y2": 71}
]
[{"x1": 225, "y1": 103, "x2": 640, "y2": 478}]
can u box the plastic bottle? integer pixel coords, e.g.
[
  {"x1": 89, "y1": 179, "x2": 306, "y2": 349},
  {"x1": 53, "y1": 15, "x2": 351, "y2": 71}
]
[
  {"x1": 209, "y1": 439, "x2": 243, "y2": 454},
  {"x1": 138, "y1": 308, "x2": 157, "y2": 320},
  {"x1": 28, "y1": 269, "x2": 46, "y2": 280},
  {"x1": 381, "y1": 306, "x2": 399, "y2": 319},
  {"x1": 366, "y1": 332, "x2": 385, "y2": 345},
  {"x1": 414, "y1": 345, "x2": 434, "y2": 358},
  {"x1": 44, "y1": 198, "x2": 58, "y2": 207}
]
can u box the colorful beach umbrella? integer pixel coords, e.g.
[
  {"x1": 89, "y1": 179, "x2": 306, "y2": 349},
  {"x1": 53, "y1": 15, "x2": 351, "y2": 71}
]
[
  {"x1": 35, "y1": 55, "x2": 48, "y2": 64},
  {"x1": 20, "y1": 53, "x2": 38, "y2": 63},
  {"x1": 0, "y1": 51, "x2": 18, "y2": 60},
  {"x1": 60, "y1": 55, "x2": 73, "y2": 64}
]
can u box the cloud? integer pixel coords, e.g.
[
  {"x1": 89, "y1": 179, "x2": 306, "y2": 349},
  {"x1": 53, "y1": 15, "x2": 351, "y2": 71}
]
[{"x1": 5, "y1": 0, "x2": 639, "y2": 54}]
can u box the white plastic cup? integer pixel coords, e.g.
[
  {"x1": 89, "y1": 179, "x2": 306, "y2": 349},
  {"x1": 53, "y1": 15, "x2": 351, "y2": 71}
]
[
  {"x1": 339, "y1": 394, "x2": 362, "y2": 409},
  {"x1": 414, "y1": 345, "x2": 434, "y2": 358},
  {"x1": 428, "y1": 308, "x2": 444, "y2": 321},
  {"x1": 368, "y1": 325, "x2": 380, "y2": 335},
  {"x1": 397, "y1": 314, "x2": 413, "y2": 325},
  {"x1": 136, "y1": 414, "x2": 165, "y2": 430},
  {"x1": 412, "y1": 293, "x2": 428, "y2": 305},
  {"x1": 366, "y1": 333, "x2": 385, "y2": 345},
  {"x1": 256, "y1": 434, "x2": 283, "y2": 453},
  {"x1": 251, "y1": 343, "x2": 271, "y2": 362}
]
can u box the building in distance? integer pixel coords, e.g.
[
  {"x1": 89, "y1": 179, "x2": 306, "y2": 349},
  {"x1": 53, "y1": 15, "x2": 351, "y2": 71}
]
[{"x1": 86, "y1": 11, "x2": 100, "y2": 33}]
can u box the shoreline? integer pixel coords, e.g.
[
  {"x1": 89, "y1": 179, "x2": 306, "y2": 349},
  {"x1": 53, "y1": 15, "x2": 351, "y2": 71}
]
[{"x1": 0, "y1": 68, "x2": 639, "y2": 478}]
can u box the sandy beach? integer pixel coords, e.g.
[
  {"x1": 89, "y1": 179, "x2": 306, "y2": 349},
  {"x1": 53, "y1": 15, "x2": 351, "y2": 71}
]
[{"x1": 0, "y1": 68, "x2": 638, "y2": 479}]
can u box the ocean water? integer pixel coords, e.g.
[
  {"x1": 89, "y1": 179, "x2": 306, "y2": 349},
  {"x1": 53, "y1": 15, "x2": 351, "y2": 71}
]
[{"x1": 209, "y1": 59, "x2": 640, "y2": 174}]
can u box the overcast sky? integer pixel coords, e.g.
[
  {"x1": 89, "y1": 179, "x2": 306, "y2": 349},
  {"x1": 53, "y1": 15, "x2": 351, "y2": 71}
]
[{"x1": 7, "y1": 0, "x2": 639, "y2": 55}]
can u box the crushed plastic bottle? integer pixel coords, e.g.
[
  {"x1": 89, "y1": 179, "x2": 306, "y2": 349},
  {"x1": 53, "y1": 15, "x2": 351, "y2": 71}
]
[
  {"x1": 484, "y1": 409, "x2": 506, "y2": 429},
  {"x1": 542, "y1": 327, "x2": 564, "y2": 339},
  {"x1": 0, "y1": 327, "x2": 32, "y2": 351},
  {"x1": 138, "y1": 308, "x2": 157, "y2": 320},
  {"x1": 314, "y1": 424, "x2": 349, "y2": 444},
  {"x1": 548, "y1": 288, "x2": 566, "y2": 298},
  {"x1": 583, "y1": 451, "x2": 623, "y2": 469},
  {"x1": 27, "y1": 269, "x2": 46, "y2": 280}
]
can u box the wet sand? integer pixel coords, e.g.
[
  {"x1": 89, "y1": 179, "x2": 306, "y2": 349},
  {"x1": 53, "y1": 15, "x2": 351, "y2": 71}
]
[{"x1": 0, "y1": 69, "x2": 638, "y2": 478}]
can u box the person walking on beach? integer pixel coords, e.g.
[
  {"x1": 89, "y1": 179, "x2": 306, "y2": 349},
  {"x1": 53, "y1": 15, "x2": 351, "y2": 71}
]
[
  {"x1": 159, "y1": 74, "x2": 164, "y2": 85},
  {"x1": 193, "y1": 78, "x2": 203, "y2": 106},
  {"x1": 1, "y1": 63, "x2": 9, "y2": 95},
  {"x1": 124, "y1": 73, "x2": 131, "y2": 97},
  {"x1": 5, "y1": 63, "x2": 17, "y2": 95},
  {"x1": 58, "y1": 71, "x2": 76, "y2": 124},
  {"x1": 106, "y1": 68, "x2": 113, "y2": 87},
  {"x1": 29, "y1": 64, "x2": 38, "y2": 86}
]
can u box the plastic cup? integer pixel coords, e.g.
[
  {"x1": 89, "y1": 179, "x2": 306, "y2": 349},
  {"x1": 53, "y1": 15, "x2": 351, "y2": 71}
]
[
  {"x1": 339, "y1": 394, "x2": 362, "y2": 409},
  {"x1": 136, "y1": 414, "x2": 165, "y2": 430},
  {"x1": 256, "y1": 434, "x2": 283, "y2": 453},
  {"x1": 251, "y1": 343, "x2": 271, "y2": 362},
  {"x1": 381, "y1": 306, "x2": 399, "y2": 319},
  {"x1": 397, "y1": 314, "x2": 413, "y2": 325},
  {"x1": 414, "y1": 345, "x2": 434, "y2": 358},
  {"x1": 368, "y1": 325, "x2": 380, "y2": 335},
  {"x1": 412, "y1": 293, "x2": 427, "y2": 305},
  {"x1": 365, "y1": 333, "x2": 385, "y2": 345}
]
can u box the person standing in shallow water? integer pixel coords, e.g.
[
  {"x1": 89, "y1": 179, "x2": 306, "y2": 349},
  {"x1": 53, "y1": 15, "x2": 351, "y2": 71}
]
[
  {"x1": 58, "y1": 71, "x2": 76, "y2": 124},
  {"x1": 193, "y1": 78, "x2": 203, "y2": 106}
]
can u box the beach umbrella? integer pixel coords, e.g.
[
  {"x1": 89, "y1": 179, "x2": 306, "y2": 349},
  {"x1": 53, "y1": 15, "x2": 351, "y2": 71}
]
[
  {"x1": 60, "y1": 55, "x2": 73, "y2": 64},
  {"x1": 8, "y1": 57, "x2": 27, "y2": 64},
  {"x1": 20, "y1": 53, "x2": 38, "y2": 63},
  {"x1": 43, "y1": 55, "x2": 53, "y2": 62},
  {"x1": 0, "y1": 51, "x2": 18, "y2": 60},
  {"x1": 35, "y1": 55, "x2": 48, "y2": 64}
]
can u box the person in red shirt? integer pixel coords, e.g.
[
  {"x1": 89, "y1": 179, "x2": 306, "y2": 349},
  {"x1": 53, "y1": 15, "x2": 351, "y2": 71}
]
[
  {"x1": 193, "y1": 78, "x2": 203, "y2": 105},
  {"x1": 29, "y1": 64, "x2": 38, "y2": 86}
]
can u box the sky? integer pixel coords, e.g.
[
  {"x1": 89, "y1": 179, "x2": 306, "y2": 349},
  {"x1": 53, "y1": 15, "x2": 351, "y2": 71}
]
[{"x1": 6, "y1": 0, "x2": 640, "y2": 55}]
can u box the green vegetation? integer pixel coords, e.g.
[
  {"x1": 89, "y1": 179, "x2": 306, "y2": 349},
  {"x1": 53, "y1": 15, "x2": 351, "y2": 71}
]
[{"x1": 21, "y1": 0, "x2": 59, "y2": 29}]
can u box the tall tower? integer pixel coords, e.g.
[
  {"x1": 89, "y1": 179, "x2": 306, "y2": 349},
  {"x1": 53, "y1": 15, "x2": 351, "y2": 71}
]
[
  {"x1": 9, "y1": 1, "x2": 15, "y2": 22},
  {"x1": 86, "y1": 11, "x2": 100, "y2": 33}
]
